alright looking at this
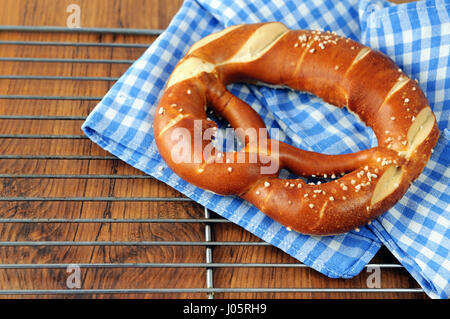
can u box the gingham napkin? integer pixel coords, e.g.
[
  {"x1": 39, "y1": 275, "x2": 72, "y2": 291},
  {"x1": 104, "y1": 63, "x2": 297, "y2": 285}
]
[{"x1": 82, "y1": 0, "x2": 450, "y2": 298}]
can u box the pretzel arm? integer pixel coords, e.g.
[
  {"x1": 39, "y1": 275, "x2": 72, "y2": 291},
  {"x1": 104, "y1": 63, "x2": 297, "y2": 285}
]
[
  {"x1": 277, "y1": 142, "x2": 405, "y2": 177},
  {"x1": 204, "y1": 74, "x2": 269, "y2": 144}
]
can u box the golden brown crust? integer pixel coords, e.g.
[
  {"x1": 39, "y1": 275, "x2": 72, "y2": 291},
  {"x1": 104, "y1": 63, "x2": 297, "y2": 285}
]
[{"x1": 153, "y1": 22, "x2": 440, "y2": 235}]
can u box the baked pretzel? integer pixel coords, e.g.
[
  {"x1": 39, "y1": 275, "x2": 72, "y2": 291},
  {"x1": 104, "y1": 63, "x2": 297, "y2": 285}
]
[{"x1": 153, "y1": 22, "x2": 439, "y2": 235}]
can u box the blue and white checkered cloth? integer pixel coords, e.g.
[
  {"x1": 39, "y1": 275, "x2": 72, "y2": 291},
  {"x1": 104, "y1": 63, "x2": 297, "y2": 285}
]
[{"x1": 82, "y1": 0, "x2": 450, "y2": 298}]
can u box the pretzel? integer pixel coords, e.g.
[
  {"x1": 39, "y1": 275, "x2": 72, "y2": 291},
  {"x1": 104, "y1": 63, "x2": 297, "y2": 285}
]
[{"x1": 153, "y1": 22, "x2": 439, "y2": 235}]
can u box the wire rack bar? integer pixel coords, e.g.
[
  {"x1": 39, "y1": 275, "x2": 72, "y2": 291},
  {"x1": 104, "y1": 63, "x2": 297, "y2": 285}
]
[
  {"x1": 204, "y1": 207, "x2": 215, "y2": 299},
  {"x1": 0, "y1": 57, "x2": 134, "y2": 64},
  {"x1": 0, "y1": 115, "x2": 87, "y2": 120},
  {"x1": 0, "y1": 40, "x2": 150, "y2": 48},
  {"x1": 0, "y1": 75, "x2": 119, "y2": 81},
  {"x1": 0, "y1": 134, "x2": 88, "y2": 139},
  {"x1": 0, "y1": 241, "x2": 270, "y2": 247},
  {"x1": 0, "y1": 263, "x2": 403, "y2": 269},
  {"x1": 0, "y1": 174, "x2": 152, "y2": 178},
  {"x1": 0, "y1": 25, "x2": 164, "y2": 35},
  {"x1": 0, "y1": 155, "x2": 117, "y2": 159},
  {"x1": 0, "y1": 288, "x2": 424, "y2": 295},
  {"x1": 0, "y1": 197, "x2": 192, "y2": 202},
  {"x1": 0, "y1": 95, "x2": 102, "y2": 100},
  {"x1": 0, "y1": 218, "x2": 229, "y2": 224}
]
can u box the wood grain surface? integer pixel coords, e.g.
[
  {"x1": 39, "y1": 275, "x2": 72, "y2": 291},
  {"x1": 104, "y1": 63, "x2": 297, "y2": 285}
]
[{"x1": 0, "y1": 0, "x2": 427, "y2": 299}]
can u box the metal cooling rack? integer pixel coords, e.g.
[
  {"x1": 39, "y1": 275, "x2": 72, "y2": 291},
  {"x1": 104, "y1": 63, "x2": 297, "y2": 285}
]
[{"x1": 0, "y1": 25, "x2": 425, "y2": 298}]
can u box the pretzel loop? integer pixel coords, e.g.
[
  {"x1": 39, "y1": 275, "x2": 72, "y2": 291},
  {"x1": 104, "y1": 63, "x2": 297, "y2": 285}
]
[{"x1": 154, "y1": 22, "x2": 439, "y2": 235}]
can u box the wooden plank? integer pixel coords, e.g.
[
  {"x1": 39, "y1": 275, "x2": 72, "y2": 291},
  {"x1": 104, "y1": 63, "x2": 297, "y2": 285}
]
[{"x1": 0, "y1": 0, "x2": 428, "y2": 299}]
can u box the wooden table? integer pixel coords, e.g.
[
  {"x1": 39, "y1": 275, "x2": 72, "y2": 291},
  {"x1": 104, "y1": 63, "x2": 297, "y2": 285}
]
[{"x1": 0, "y1": 0, "x2": 427, "y2": 299}]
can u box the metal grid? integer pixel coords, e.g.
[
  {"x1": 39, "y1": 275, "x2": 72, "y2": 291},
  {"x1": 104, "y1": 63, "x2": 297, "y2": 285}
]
[{"x1": 0, "y1": 26, "x2": 425, "y2": 298}]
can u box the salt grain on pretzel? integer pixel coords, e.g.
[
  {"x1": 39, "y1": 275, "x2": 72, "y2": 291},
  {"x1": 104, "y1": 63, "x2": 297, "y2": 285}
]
[{"x1": 153, "y1": 22, "x2": 439, "y2": 235}]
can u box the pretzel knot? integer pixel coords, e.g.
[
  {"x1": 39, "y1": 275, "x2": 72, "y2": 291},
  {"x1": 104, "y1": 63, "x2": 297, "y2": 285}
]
[{"x1": 154, "y1": 22, "x2": 439, "y2": 235}]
